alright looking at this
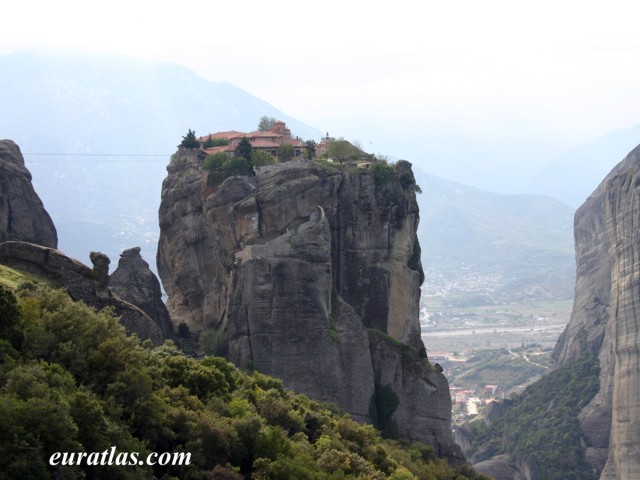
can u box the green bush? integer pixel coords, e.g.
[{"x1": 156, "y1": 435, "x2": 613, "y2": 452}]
[
  {"x1": 204, "y1": 153, "x2": 251, "y2": 186},
  {"x1": 277, "y1": 143, "x2": 295, "y2": 162},
  {"x1": 251, "y1": 150, "x2": 277, "y2": 167},
  {"x1": 0, "y1": 284, "x2": 21, "y2": 347},
  {"x1": 370, "y1": 161, "x2": 397, "y2": 186},
  {"x1": 202, "y1": 135, "x2": 230, "y2": 148}
]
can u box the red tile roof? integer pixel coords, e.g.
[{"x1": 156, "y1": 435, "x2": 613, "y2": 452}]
[
  {"x1": 197, "y1": 130, "x2": 245, "y2": 142},
  {"x1": 251, "y1": 139, "x2": 282, "y2": 148},
  {"x1": 203, "y1": 145, "x2": 234, "y2": 155},
  {"x1": 198, "y1": 123, "x2": 304, "y2": 152}
]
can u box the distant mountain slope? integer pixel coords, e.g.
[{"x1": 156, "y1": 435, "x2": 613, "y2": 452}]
[
  {"x1": 415, "y1": 170, "x2": 576, "y2": 300},
  {"x1": 0, "y1": 49, "x2": 577, "y2": 302},
  {"x1": 0, "y1": 49, "x2": 321, "y2": 267},
  {"x1": 528, "y1": 123, "x2": 640, "y2": 207}
]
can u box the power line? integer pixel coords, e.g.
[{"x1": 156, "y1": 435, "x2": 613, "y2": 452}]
[
  {"x1": 25, "y1": 153, "x2": 169, "y2": 156},
  {"x1": 23, "y1": 152, "x2": 171, "y2": 163}
]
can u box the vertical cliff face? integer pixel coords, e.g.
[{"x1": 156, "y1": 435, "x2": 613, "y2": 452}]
[
  {"x1": 0, "y1": 140, "x2": 57, "y2": 248},
  {"x1": 552, "y1": 144, "x2": 640, "y2": 479},
  {"x1": 158, "y1": 155, "x2": 461, "y2": 462},
  {"x1": 110, "y1": 247, "x2": 174, "y2": 339}
]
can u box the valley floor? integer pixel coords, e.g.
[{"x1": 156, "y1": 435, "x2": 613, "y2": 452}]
[{"x1": 420, "y1": 280, "x2": 573, "y2": 424}]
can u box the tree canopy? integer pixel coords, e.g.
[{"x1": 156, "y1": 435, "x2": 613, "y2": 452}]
[
  {"x1": 204, "y1": 152, "x2": 251, "y2": 185},
  {"x1": 258, "y1": 116, "x2": 278, "y2": 131},
  {"x1": 464, "y1": 355, "x2": 600, "y2": 480},
  {"x1": 304, "y1": 140, "x2": 317, "y2": 160},
  {"x1": 252, "y1": 150, "x2": 277, "y2": 167},
  {"x1": 326, "y1": 139, "x2": 364, "y2": 165},
  {"x1": 277, "y1": 143, "x2": 295, "y2": 162},
  {"x1": 0, "y1": 279, "x2": 489, "y2": 480},
  {"x1": 234, "y1": 137, "x2": 253, "y2": 162},
  {"x1": 180, "y1": 129, "x2": 200, "y2": 149},
  {"x1": 202, "y1": 135, "x2": 230, "y2": 148}
]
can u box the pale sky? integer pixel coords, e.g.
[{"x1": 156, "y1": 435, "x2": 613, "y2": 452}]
[{"x1": 3, "y1": 0, "x2": 640, "y2": 186}]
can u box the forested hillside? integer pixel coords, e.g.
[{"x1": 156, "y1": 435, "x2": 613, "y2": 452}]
[
  {"x1": 461, "y1": 355, "x2": 600, "y2": 480},
  {"x1": 0, "y1": 278, "x2": 487, "y2": 480}
]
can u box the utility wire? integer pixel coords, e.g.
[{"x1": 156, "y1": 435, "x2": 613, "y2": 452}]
[{"x1": 23, "y1": 152, "x2": 171, "y2": 163}]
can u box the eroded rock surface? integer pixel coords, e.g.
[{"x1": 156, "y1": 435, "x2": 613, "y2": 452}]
[
  {"x1": 552, "y1": 144, "x2": 640, "y2": 479},
  {"x1": 0, "y1": 140, "x2": 57, "y2": 247},
  {"x1": 157, "y1": 155, "x2": 461, "y2": 461},
  {"x1": 110, "y1": 247, "x2": 174, "y2": 339},
  {"x1": 0, "y1": 241, "x2": 163, "y2": 345}
]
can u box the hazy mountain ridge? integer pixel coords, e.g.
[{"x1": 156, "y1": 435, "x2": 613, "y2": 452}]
[
  {"x1": 0, "y1": 49, "x2": 320, "y2": 266},
  {"x1": 528, "y1": 123, "x2": 640, "y2": 207},
  {"x1": 415, "y1": 170, "x2": 576, "y2": 300},
  {"x1": 1, "y1": 49, "x2": 626, "y2": 305}
]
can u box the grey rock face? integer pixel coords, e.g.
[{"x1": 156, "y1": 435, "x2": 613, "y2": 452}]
[
  {"x1": 110, "y1": 247, "x2": 174, "y2": 339},
  {"x1": 0, "y1": 241, "x2": 163, "y2": 345},
  {"x1": 0, "y1": 140, "x2": 57, "y2": 247},
  {"x1": 158, "y1": 155, "x2": 461, "y2": 461},
  {"x1": 552, "y1": 144, "x2": 640, "y2": 479},
  {"x1": 368, "y1": 332, "x2": 464, "y2": 463},
  {"x1": 90, "y1": 251, "x2": 111, "y2": 299},
  {"x1": 472, "y1": 455, "x2": 515, "y2": 480}
]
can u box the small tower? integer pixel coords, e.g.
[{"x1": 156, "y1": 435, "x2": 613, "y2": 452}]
[{"x1": 271, "y1": 121, "x2": 292, "y2": 143}]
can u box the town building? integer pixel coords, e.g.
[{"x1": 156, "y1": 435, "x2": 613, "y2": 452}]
[{"x1": 198, "y1": 121, "x2": 305, "y2": 159}]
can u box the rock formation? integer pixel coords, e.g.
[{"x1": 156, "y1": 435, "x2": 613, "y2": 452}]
[
  {"x1": 0, "y1": 139, "x2": 171, "y2": 347},
  {"x1": 551, "y1": 143, "x2": 640, "y2": 479},
  {"x1": 110, "y1": 247, "x2": 174, "y2": 339},
  {"x1": 157, "y1": 154, "x2": 462, "y2": 462},
  {"x1": 90, "y1": 251, "x2": 111, "y2": 299},
  {"x1": 0, "y1": 139, "x2": 57, "y2": 247},
  {"x1": 0, "y1": 241, "x2": 164, "y2": 345}
]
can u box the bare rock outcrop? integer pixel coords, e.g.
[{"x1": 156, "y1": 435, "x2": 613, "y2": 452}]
[
  {"x1": 157, "y1": 155, "x2": 461, "y2": 461},
  {"x1": 110, "y1": 247, "x2": 174, "y2": 339},
  {"x1": 552, "y1": 143, "x2": 640, "y2": 479},
  {"x1": 0, "y1": 241, "x2": 163, "y2": 345},
  {"x1": 472, "y1": 455, "x2": 515, "y2": 480},
  {"x1": 90, "y1": 251, "x2": 111, "y2": 299},
  {"x1": 0, "y1": 140, "x2": 57, "y2": 247}
]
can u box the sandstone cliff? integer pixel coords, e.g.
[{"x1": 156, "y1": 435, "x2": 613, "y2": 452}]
[
  {"x1": 158, "y1": 155, "x2": 462, "y2": 462},
  {"x1": 0, "y1": 139, "x2": 57, "y2": 247},
  {"x1": 110, "y1": 246, "x2": 174, "y2": 339},
  {"x1": 0, "y1": 241, "x2": 164, "y2": 345},
  {"x1": 551, "y1": 143, "x2": 640, "y2": 479}
]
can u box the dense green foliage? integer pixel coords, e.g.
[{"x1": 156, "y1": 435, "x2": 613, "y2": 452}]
[
  {"x1": 202, "y1": 136, "x2": 230, "y2": 148},
  {"x1": 251, "y1": 150, "x2": 277, "y2": 167},
  {"x1": 276, "y1": 143, "x2": 294, "y2": 162},
  {"x1": 257, "y1": 116, "x2": 277, "y2": 131},
  {"x1": 0, "y1": 284, "x2": 488, "y2": 480},
  {"x1": 464, "y1": 355, "x2": 600, "y2": 480},
  {"x1": 204, "y1": 153, "x2": 251, "y2": 186},
  {"x1": 0, "y1": 284, "x2": 20, "y2": 345},
  {"x1": 304, "y1": 140, "x2": 317, "y2": 160},
  {"x1": 234, "y1": 138, "x2": 253, "y2": 163},
  {"x1": 180, "y1": 129, "x2": 200, "y2": 149},
  {"x1": 370, "y1": 162, "x2": 398, "y2": 186}
]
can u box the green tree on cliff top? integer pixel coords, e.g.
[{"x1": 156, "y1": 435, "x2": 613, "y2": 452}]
[{"x1": 180, "y1": 129, "x2": 200, "y2": 149}]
